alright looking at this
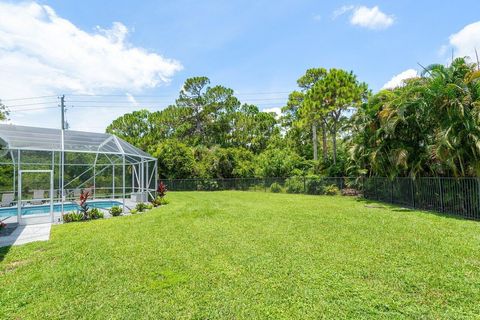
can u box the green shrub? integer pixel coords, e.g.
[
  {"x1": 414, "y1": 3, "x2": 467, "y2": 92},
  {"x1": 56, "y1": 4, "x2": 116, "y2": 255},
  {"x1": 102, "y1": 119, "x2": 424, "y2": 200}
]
[
  {"x1": 130, "y1": 208, "x2": 138, "y2": 214},
  {"x1": 305, "y1": 175, "x2": 326, "y2": 195},
  {"x1": 248, "y1": 184, "x2": 265, "y2": 192},
  {"x1": 270, "y1": 182, "x2": 282, "y2": 193},
  {"x1": 136, "y1": 202, "x2": 148, "y2": 212},
  {"x1": 146, "y1": 203, "x2": 153, "y2": 210},
  {"x1": 152, "y1": 196, "x2": 169, "y2": 206},
  {"x1": 62, "y1": 212, "x2": 83, "y2": 223},
  {"x1": 109, "y1": 206, "x2": 123, "y2": 217},
  {"x1": 197, "y1": 180, "x2": 219, "y2": 191},
  {"x1": 285, "y1": 176, "x2": 304, "y2": 194},
  {"x1": 151, "y1": 196, "x2": 162, "y2": 207},
  {"x1": 88, "y1": 208, "x2": 104, "y2": 220},
  {"x1": 323, "y1": 184, "x2": 340, "y2": 195}
]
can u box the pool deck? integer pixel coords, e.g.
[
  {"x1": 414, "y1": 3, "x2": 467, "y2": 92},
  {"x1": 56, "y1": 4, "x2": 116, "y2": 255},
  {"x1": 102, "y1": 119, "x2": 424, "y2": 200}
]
[
  {"x1": 0, "y1": 223, "x2": 51, "y2": 247},
  {"x1": 0, "y1": 198, "x2": 138, "y2": 247}
]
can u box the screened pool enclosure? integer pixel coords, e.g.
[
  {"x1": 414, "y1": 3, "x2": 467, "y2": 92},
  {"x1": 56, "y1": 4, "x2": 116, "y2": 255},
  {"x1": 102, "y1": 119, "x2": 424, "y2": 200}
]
[{"x1": 0, "y1": 124, "x2": 157, "y2": 225}]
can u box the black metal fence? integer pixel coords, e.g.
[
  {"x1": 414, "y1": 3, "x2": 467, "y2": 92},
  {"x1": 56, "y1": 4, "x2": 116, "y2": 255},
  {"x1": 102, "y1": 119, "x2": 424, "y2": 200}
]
[{"x1": 162, "y1": 177, "x2": 480, "y2": 220}]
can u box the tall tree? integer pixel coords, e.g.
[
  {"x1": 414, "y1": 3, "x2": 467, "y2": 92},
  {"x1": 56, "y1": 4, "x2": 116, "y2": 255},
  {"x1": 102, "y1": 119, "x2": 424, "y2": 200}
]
[
  {"x1": 176, "y1": 76, "x2": 241, "y2": 147},
  {"x1": 282, "y1": 68, "x2": 329, "y2": 161},
  {"x1": 308, "y1": 69, "x2": 368, "y2": 164},
  {"x1": 0, "y1": 101, "x2": 8, "y2": 121},
  {"x1": 347, "y1": 57, "x2": 480, "y2": 178},
  {"x1": 106, "y1": 109, "x2": 151, "y2": 150},
  {"x1": 176, "y1": 76, "x2": 210, "y2": 138},
  {"x1": 230, "y1": 104, "x2": 279, "y2": 153}
]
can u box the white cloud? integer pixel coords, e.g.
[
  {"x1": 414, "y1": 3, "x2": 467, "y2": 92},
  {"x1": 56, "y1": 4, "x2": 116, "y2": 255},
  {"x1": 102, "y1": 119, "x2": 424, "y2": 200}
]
[
  {"x1": 332, "y1": 5, "x2": 355, "y2": 19},
  {"x1": 447, "y1": 21, "x2": 480, "y2": 60},
  {"x1": 0, "y1": 1, "x2": 182, "y2": 131},
  {"x1": 313, "y1": 14, "x2": 322, "y2": 22},
  {"x1": 262, "y1": 107, "x2": 282, "y2": 118},
  {"x1": 382, "y1": 69, "x2": 418, "y2": 90},
  {"x1": 333, "y1": 5, "x2": 394, "y2": 30}
]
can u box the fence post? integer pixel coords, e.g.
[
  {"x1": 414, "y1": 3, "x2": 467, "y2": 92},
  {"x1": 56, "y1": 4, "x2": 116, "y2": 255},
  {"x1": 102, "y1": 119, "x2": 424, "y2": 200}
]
[
  {"x1": 390, "y1": 179, "x2": 394, "y2": 203},
  {"x1": 410, "y1": 178, "x2": 415, "y2": 209},
  {"x1": 438, "y1": 177, "x2": 444, "y2": 212},
  {"x1": 477, "y1": 178, "x2": 480, "y2": 219}
]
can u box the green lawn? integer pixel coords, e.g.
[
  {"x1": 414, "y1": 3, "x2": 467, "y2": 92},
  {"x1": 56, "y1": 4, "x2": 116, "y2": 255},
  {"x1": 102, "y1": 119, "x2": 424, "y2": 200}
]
[{"x1": 1, "y1": 192, "x2": 479, "y2": 319}]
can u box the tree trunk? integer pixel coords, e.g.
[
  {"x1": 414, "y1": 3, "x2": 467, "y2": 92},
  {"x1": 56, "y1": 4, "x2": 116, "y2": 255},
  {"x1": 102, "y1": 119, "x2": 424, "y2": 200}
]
[
  {"x1": 332, "y1": 121, "x2": 337, "y2": 165},
  {"x1": 312, "y1": 122, "x2": 318, "y2": 161},
  {"x1": 321, "y1": 120, "x2": 328, "y2": 162}
]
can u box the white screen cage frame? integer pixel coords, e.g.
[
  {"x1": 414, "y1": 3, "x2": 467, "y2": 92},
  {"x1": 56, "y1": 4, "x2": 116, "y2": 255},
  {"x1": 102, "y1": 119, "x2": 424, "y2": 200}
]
[{"x1": 0, "y1": 124, "x2": 158, "y2": 224}]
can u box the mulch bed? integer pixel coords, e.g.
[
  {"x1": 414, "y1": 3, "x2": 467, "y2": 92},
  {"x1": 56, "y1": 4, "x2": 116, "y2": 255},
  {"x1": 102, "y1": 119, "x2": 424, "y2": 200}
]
[{"x1": 341, "y1": 188, "x2": 362, "y2": 196}]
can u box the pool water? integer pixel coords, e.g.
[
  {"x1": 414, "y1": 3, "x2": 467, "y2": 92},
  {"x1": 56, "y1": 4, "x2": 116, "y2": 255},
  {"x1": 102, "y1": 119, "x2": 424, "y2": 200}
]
[{"x1": 0, "y1": 201, "x2": 123, "y2": 217}]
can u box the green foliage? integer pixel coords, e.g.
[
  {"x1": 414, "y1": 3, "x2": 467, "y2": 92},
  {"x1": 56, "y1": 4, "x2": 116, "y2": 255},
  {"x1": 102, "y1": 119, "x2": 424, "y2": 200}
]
[
  {"x1": 196, "y1": 180, "x2": 219, "y2": 191},
  {"x1": 130, "y1": 208, "x2": 138, "y2": 214},
  {"x1": 152, "y1": 196, "x2": 169, "y2": 207},
  {"x1": 153, "y1": 139, "x2": 196, "y2": 179},
  {"x1": 109, "y1": 206, "x2": 123, "y2": 217},
  {"x1": 348, "y1": 57, "x2": 480, "y2": 177},
  {"x1": 305, "y1": 175, "x2": 327, "y2": 195},
  {"x1": 62, "y1": 212, "x2": 83, "y2": 223},
  {"x1": 198, "y1": 147, "x2": 255, "y2": 178},
  {"x1": 0, "y1": 101, "x2": 9, "y2": 122},
  {"x1": 151, "y1": 196, "x2": 162, "y2": 207},
  {"x1": 269, "y1": 182, "x2": 282, "y2": 193},
  {"x1": 285, "y1": 176, "x2": 304, "y2": 194},
  {"x1": 106, "y1": 110, "x2": 151, "y2": 150},
  {"x1": 255, "y1": 148, "x2": 304, "y2": 178},
  {"x1": 323, "y1": 184, "x2": 340, "y2": 195},
  {"x1": 100, "y1": 59, "x2": 480, "y2": 179},
  {"x1": 135, "y1": 203, "x2": 149, "y2": 213},
  {"x1": 88, "y1": 208, "x2": 104, "y2": 220}
]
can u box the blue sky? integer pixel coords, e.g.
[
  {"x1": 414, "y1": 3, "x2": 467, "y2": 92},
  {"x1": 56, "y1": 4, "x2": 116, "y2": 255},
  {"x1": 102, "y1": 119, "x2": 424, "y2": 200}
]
[{"x1": 1, "y1": 0, "x2": 480, "y2": 130}]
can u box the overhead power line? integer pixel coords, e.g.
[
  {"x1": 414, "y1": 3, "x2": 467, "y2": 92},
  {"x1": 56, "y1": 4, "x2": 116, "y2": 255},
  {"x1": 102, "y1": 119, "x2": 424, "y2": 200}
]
[
  {"x1": 66, "y1": 91, "x2": 291, "y2": 98},
  {"x1": 0, "y1": 95, "x2": 58, "y2": 102},
  {"x1": 66, "y1": 98, "x2": 288, "y2": 104},
  {"x1": 8, "y1": 106, "x2": 59, "y2": 113},
  {"x1": 4, "y1": 101, "x2": 59, "y2": 108}
]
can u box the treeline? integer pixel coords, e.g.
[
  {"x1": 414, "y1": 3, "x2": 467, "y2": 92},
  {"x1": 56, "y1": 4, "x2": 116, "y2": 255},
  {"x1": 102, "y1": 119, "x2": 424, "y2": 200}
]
[
  {"x1": 349, "y1": 57, "x2": 480, "y2": 178},
  {"x1": 107, "y1": 57, "x2": 480, "y2": 179}
]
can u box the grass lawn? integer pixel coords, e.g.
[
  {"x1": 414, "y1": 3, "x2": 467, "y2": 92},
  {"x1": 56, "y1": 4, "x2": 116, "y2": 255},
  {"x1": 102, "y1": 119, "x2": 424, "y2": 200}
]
[{"x1": 1, "y1": 191, "x2": 479, "y2": 319}]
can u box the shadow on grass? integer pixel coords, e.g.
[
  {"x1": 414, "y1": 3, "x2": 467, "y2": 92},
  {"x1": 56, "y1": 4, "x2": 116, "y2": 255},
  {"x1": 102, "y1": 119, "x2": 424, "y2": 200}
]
[
  {"x1": 0, "y1": 245, "x2": 10, "y2": 262},
  {"x1": 355, "y1": 197, "x2": 478, "y2": 222}
]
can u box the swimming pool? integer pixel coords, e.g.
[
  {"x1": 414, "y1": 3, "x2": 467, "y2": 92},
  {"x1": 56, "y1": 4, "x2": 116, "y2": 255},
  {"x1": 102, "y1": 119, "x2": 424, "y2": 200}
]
[{"x1": 0, "y1": 200, "x2": 123, "y2": 217}]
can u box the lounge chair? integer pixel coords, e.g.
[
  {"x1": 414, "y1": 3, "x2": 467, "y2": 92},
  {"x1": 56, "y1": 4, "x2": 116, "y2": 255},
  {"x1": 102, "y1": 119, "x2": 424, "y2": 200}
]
[
  {"x1": 48, "y1": 189, "x2": 56, "y2": 200},
  {"x1": 73, "y1": 189, "x2": 81, "y2": 199},
  {"x1": 31, "y1": 190, "x2": 44, "y2": 205},
  {"x1": 0, "y1": 193, "x2": 14, "y2": 207}
]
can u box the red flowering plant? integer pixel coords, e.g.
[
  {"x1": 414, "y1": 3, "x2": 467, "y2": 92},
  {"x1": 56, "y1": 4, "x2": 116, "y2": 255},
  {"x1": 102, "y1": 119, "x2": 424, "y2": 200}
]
[
  {"x1": 77, "y1": 189, "x2": 90, "y2": 220},
  {"x1": 157, "y1": 182, "x2": 167, "y2": 198},
  {"x1": 151, "y1": 182, "x2": 168, "y2": 207}
]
